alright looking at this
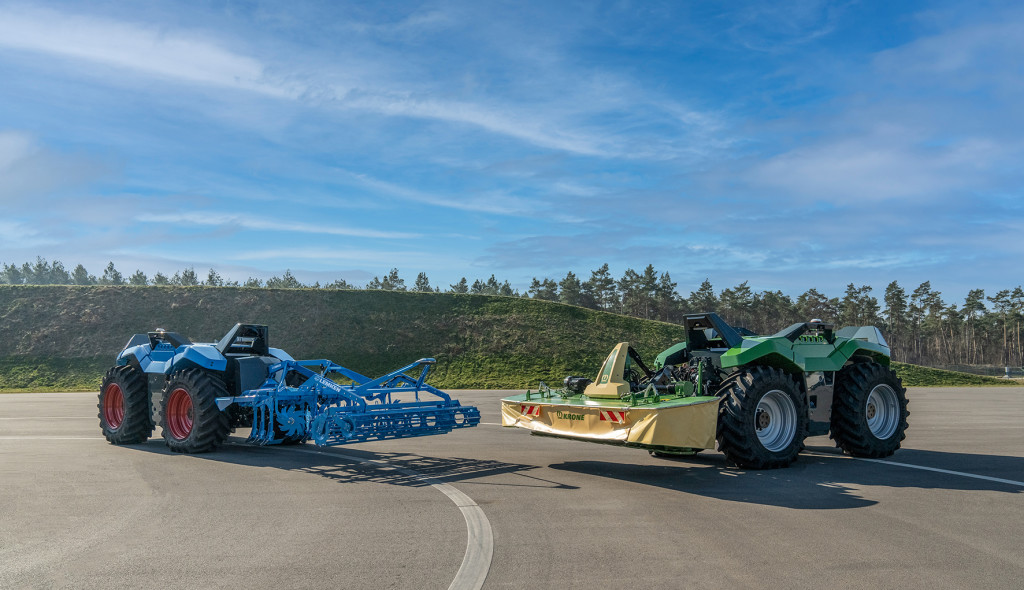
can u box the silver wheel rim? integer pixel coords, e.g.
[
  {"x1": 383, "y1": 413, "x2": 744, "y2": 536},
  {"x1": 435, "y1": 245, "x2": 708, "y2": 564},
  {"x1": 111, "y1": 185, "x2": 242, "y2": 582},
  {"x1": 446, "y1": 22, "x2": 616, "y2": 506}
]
[
  {"x1": 866, "y1": 384, "x2": 899, "y2": 440},
  {"x1": 755, "y1": 389, "x2": 797, "y2": 452}
]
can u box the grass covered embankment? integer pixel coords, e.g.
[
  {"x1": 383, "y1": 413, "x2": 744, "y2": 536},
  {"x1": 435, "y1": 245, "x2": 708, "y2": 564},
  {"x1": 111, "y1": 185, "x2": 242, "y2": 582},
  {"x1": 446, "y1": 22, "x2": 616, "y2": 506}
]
[
  {"x1": 0, "y1": 285, "x2": 688, "y2": 391},
  {"x1": 890, "y1": 362, "x2": 1018, "y2": 387},
  {"x1": 0, "y1": 285, "x2": 1015, "y2": 392}
]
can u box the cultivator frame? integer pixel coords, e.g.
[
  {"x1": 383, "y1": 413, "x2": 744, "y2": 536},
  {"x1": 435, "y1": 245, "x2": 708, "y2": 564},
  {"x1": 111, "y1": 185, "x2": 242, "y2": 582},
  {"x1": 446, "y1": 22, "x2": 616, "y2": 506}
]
[{"x1": 219, "y1": 357, "x2": 480, "y2": 446}]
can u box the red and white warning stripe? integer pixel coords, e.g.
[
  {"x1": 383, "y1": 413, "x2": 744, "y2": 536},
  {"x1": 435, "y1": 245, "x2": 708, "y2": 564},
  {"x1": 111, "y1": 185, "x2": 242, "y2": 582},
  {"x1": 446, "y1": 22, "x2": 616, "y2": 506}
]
[
  {"x1": 599, "y1": 410, "x2": 627, "y2": 424},
  {"x1": 520, "y1": 404, "x2": 542, "y2": 417}
]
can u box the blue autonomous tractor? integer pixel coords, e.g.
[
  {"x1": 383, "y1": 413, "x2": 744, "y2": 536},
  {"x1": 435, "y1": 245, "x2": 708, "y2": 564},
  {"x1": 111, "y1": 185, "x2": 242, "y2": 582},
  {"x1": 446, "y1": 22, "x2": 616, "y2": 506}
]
[{"x1": 98, "y1": 323, "x2": 480, "y2": 453}]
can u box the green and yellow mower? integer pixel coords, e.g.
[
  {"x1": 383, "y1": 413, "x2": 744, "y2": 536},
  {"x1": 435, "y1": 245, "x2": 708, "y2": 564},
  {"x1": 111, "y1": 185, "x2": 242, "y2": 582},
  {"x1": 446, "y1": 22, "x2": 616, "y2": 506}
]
[{"x1": 502, "y1": 313, "x2": 908, "y2": 469}]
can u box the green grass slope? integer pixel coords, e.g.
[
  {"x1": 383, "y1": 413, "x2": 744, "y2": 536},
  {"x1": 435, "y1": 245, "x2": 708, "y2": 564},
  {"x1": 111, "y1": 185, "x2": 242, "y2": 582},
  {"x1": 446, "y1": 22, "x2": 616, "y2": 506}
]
[
  {"x1": 0, "y1": 285, "x2": 688, "y2": 391},
  {"x1": 0, "y1": 286, "x2": 1013, "y2": 392},
  {"x1": 890, "y1": 361, "x2": 1017, "y2": 387}
]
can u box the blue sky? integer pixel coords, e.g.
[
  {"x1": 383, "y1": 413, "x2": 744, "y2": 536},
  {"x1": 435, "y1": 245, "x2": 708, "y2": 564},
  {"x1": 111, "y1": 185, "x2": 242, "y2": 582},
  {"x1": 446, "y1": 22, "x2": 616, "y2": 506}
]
[{"x1": 1, "y1": 0, "x2": 1021, "y2": 300}]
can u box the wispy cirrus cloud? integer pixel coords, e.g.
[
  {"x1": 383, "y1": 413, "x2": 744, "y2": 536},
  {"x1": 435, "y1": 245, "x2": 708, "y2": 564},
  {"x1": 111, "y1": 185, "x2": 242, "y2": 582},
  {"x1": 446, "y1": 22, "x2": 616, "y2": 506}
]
[
  {"x1": 0, "y1": 130, "x2": 34, "y2": 170},
  {"x1": 0, "y1": 130, "x2": 107, "y2": 204},
  {"x1": 745, "y1": 134, "x2": 1006, "y2": 202},
  {"x1": 873, "y1": 13, "x2": 1024, "y2": 84},
  {"x1": 135, "y1": 212, "x2": 418, "y2": 240},
  {"x1": 341, "y1": 93, "x2": 612, "y2": 157},
  {"x1": 699, "y1": 8, "x2": 1024, "y2": 211},
  {"x1": 338, "y1": 169, "x2": 542, "y2": 216},
  {"x1": 0, "y1": 219, "x2": 55, "y2": 249},
  {"x1": 725, "y1": 0, "x2": 846, "y2": 52},
  {"x1": 223, "y1": 246, "x2": 465, "y2": 269},
  {"x1": 3, "y1": 1, "x2": 1022, "y2": 299},
  {"x1": 0, "y1": 5, "x2": 298, "y2": 98},
  {"x1": 0, "y1": 5, "x2": 724, "y2": 160}
]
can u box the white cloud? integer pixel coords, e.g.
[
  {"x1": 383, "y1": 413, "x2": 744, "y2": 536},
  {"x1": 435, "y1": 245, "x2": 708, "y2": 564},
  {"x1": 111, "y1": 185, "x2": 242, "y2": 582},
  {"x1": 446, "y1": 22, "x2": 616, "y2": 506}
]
[
  {"x1": 0, "y1": 131, "x2": 35, "y2": 170},
  {"x1": 874, "y1": 16, "x2": 1024, "y2": 79},
  {"x1": 746, "y1": 137, "x2": 1000, "y2": 202},
  {"x1": 0, "y1": 6, "x2": 604, "y2": 155},
  {"x1": 819, "y1": 253, "x2": 945, "y2": 270},
  {"x1": 342, "y1": 9, "x2": 455, "y2": 37},
  {"x1": 0, "y1": 6, "x2": 726, "y2": 160},
  {"x1": 342, "y1": 93, "x2": 612, "y2": 157},
  {"x1": 0, "y1": 219, "x2": 54, "y2": 249},
  {"x1": 135, "y1": 212, "x2": 419, "y2": 240},
  {"x1": 0, "y1": 130, "x2": 107, "y2": 204},
  {"x1": 337, "y1": 169, "x2": 545, "y2": 216},
  {"x1": 725, "y1": 0, "x2": 844, "y2": 52},
  {"x1": 222, "y1": 246, "x2": 468, "y2": 272},
  {"x1": 0, "y1": 5, "x2": 297, "y2": 97}
]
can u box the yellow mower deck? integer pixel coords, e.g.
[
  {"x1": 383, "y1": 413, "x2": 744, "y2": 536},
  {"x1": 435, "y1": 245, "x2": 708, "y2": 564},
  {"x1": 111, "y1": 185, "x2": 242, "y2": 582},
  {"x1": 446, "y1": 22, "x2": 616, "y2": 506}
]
[{"x1": 500, "y1": 393, "x2": 721, "y2": 451}]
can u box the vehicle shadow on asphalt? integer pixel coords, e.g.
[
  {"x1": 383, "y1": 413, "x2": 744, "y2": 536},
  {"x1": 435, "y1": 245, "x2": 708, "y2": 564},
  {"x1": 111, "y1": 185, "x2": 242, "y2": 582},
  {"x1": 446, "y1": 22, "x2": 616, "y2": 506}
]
[
  {"x1": 127, "y1": 438, "x2": 579, "y2": 490},
  {"x1": 549, "y1": 445, "x2": 1022, "y2": 509}
]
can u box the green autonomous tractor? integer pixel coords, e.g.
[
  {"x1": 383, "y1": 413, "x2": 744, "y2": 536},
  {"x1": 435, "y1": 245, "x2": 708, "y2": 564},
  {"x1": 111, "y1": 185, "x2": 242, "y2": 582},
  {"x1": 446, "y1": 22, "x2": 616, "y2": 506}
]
[{"x1": 501, "y1": 313, "x2": 909, "y2": 469}]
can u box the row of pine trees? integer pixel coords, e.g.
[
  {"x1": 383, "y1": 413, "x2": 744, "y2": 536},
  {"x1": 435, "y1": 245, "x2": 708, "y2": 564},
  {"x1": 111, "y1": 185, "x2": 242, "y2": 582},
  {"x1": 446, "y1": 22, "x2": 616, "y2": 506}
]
[{"x1": 3, "y1": 258, "x2": 1022, "y2": 369}]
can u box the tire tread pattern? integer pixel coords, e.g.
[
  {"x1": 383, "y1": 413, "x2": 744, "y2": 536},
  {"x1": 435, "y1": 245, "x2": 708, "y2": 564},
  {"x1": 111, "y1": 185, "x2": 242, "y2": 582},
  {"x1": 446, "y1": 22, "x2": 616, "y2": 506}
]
[
  {"x1": 717, "y1": 366, "x2": 808, "y2": 470},
  {"x1": 98, "y1": 365, "x2": 154, "y2": 444},
  {"x1": 831, "y1": 362, "x2": 909, "y2": 458},
  {"x1": 159, "y1": 368, "x2": 231, "y2": 453}
]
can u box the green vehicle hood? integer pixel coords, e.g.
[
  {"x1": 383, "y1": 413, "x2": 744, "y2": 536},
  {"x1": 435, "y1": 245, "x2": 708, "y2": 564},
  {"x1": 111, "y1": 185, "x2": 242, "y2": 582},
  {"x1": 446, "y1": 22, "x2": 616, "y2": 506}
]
[{"x1": 720, "y1": 326, "x2": 890, "y2": 372}]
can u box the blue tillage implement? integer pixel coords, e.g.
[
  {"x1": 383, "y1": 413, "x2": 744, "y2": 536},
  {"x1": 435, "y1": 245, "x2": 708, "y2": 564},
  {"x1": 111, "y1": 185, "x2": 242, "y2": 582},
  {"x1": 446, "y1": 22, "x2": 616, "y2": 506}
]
[
  {"x1": 100, "y1": 323, "x2": 479, "y2": 453},
  {"x1": 219, "y1": 358, "x2": 481, "y2": 446}
]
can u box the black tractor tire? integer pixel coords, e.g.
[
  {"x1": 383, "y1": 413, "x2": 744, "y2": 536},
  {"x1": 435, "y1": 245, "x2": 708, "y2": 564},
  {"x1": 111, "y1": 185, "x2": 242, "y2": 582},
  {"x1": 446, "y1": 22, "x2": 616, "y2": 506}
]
[
  {"x1": 159, "y1": 369, "x2": 231, "y2": 453},
  {"x1": 98, "y1": 365, "x2": 154, "y2": 444},
  {"x1": 717, "y1": 366, "x2": 808, "y2": 469},
  {"x1": 831, "y1": 361, "x2": 909, "y2": 458}
]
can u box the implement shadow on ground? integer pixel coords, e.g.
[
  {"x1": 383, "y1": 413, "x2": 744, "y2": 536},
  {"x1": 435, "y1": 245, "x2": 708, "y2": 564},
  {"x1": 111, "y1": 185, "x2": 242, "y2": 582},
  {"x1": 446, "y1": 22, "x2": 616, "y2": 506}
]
[
  {"x1": 549, "y1": 445, "x2": 1023, "y2": 510},
  {"x1": 127, "y1": 436, "x2": 578, "y2": 491}
]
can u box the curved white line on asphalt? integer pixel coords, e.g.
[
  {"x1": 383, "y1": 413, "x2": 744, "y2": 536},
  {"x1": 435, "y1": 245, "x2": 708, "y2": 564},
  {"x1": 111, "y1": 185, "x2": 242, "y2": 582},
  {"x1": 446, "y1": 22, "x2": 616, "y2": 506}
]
[
  {"x1": 287, "y1": 447, "x2": 493, "y2": 590},
  {"x1": 807, "y1": 452, "x2": 1024, "y2": 487},
  {"x1": 3, "y1": 436, "x2": 493, "y2": 588}
]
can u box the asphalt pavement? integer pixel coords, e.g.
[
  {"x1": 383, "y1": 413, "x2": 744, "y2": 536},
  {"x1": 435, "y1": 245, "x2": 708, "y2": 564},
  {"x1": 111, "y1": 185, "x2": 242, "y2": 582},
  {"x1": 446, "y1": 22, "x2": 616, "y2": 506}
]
[{"x1": 1, "y1": 387, "x2": 1022, "y2": 589}]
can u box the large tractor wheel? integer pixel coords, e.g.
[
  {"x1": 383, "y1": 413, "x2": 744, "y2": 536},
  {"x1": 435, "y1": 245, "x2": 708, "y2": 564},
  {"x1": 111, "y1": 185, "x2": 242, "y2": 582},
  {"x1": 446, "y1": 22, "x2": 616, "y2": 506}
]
[
  {"x1": 831, "y1": 361, "x2": 908, "y2": 458},
  {"x1": 98, "y1": 365, "x2": 154, "y2": 444},
  {"x1": 717, "y1": 366, "x2": 808, "y2": 469},
  {"x1": 159, "y1": 369, "x2": 231, "y2": 453}
]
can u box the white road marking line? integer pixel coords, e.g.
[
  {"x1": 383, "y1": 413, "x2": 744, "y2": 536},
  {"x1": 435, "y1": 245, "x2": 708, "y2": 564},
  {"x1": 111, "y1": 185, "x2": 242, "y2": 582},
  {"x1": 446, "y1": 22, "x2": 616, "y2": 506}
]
[
  {"x1": 0, "y1": 436, "x2": 102, "y2": 440},
  {"x1": 856, "y1": 457, "x2": 1024, "y2": 488},
  {"x1": 0, "y1": 417, "x2": 94, "y2": 420},
  {"x1": 807, "y1": 452, "x2": 1024, "y2": 488},
  {"x1": 286, "y1": 447, "x2": 493, "y2": 590},
  {"x1": 480, "y1": 422, "x2": 502, "y2": 426}
]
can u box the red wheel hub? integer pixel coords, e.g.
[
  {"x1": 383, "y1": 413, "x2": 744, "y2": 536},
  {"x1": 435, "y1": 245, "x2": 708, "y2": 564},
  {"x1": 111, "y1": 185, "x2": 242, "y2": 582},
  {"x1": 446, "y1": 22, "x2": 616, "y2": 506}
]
[
  {"x1": 167, "y1": 388, "x2": 194, "y2": 440},
  {"x1": 103, "y1": 383, "x2": 125, "y2": 429}
]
